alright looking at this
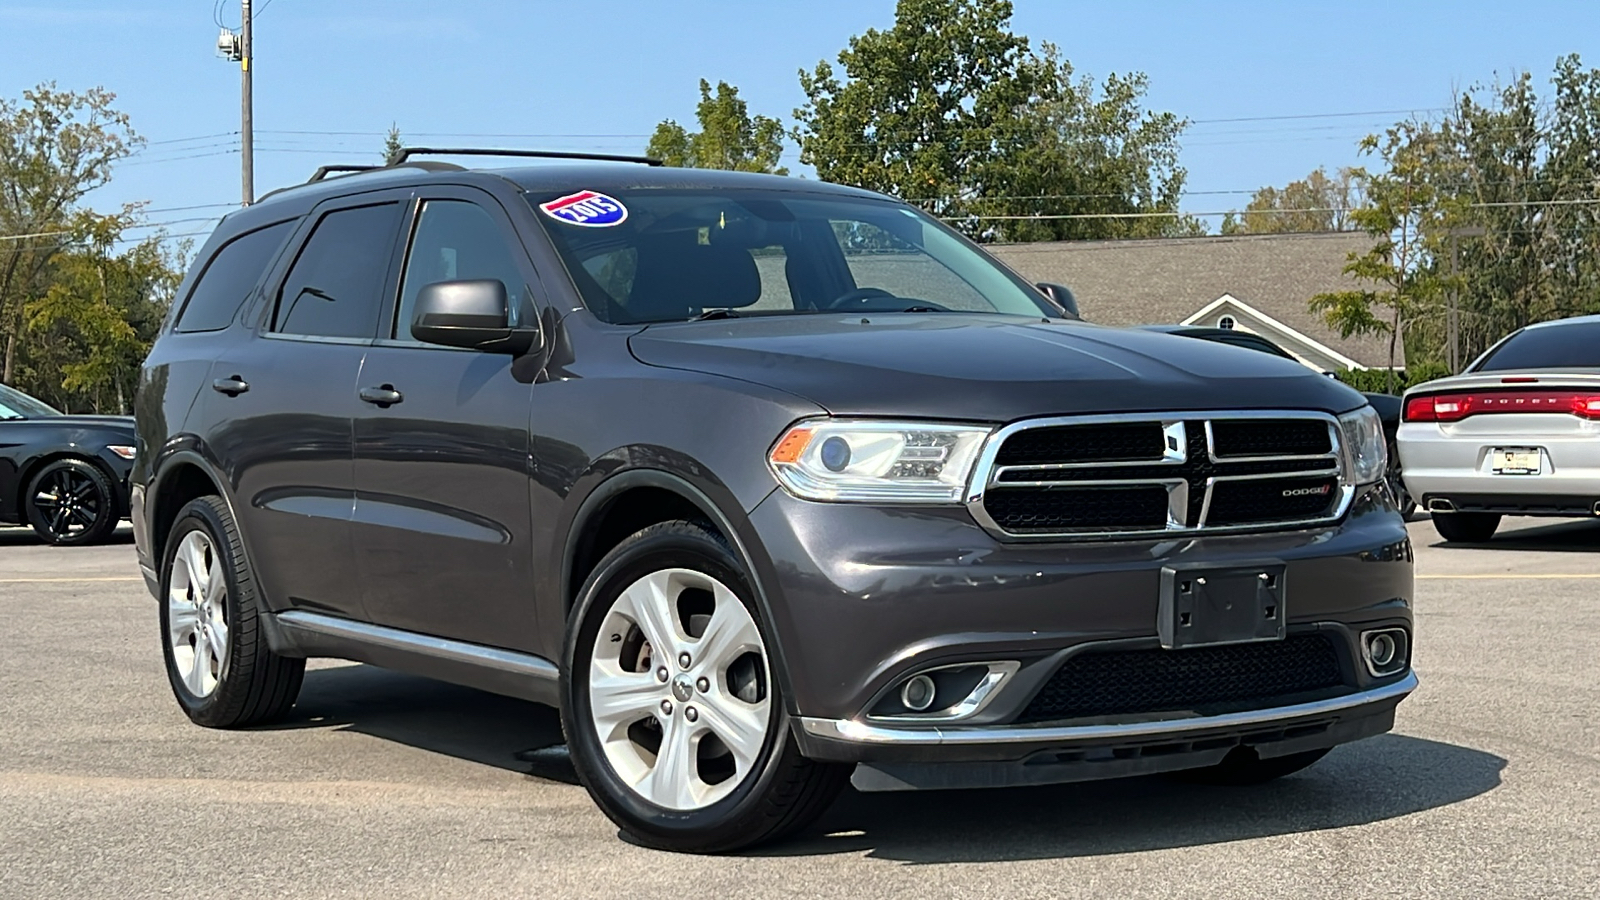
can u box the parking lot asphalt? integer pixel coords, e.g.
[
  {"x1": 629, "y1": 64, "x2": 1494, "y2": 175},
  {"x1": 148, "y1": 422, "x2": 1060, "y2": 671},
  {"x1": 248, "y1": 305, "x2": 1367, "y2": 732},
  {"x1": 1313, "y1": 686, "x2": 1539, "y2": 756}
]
[{"x1": 2, "y1": 517, "x2": 1597, "y2": 899}]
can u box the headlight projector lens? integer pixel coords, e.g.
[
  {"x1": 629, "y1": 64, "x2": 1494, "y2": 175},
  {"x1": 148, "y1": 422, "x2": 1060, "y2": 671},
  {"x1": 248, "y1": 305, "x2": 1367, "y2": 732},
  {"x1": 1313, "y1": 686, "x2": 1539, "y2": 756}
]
[{"x1": 819, "y1": 436, "x2": 852, "y2": 472}]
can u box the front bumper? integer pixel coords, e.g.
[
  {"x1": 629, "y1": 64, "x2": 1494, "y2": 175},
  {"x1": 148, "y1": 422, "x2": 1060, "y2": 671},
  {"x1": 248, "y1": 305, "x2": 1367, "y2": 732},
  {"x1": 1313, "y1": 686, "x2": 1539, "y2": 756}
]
[{"x1": 745, "y1": 482, "x2": 1413, "y2": 761}]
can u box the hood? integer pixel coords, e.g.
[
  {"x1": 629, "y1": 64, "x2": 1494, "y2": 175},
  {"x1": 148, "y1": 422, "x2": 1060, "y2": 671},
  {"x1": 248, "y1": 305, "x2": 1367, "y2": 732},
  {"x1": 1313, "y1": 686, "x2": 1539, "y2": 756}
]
[
  {"x1": 628, "y1": 314, "x2": 1367, "y2": 422},
  {"x1": 11, "y1": 414, "x2": 136, "y2": 433}
]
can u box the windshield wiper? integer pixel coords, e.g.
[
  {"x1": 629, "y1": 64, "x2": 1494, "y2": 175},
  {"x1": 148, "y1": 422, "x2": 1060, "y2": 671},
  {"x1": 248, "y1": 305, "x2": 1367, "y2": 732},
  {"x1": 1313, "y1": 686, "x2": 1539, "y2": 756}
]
[
  {"x1": 693, "y1": 308, "x2": 740, "y2": 320},
  {"x1": 899, "y1": 305, "x2": 943, "y2": 313}
]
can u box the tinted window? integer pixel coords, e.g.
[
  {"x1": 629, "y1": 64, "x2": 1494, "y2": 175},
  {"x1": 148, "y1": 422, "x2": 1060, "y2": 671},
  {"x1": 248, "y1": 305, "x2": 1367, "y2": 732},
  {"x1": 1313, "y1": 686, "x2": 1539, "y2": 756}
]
[
  {"x1": 175, "y1": 221, "x2": 294, "y2": 332},
  {"x1": 0, "y1": 382, "x2": 60, "y2": 419},
  {"x1": 395, "y1": 201, "x2": 526, "y2": 339},
  {"x1": 1475, "y1": 321, "x2": 1600, "y2": 370},
  {"x1": 274, "y1": 203, "x2": 400, "y2": 339},
  {"x1": 528, "y1": 190, "x2": 1052, "y2": 324}
]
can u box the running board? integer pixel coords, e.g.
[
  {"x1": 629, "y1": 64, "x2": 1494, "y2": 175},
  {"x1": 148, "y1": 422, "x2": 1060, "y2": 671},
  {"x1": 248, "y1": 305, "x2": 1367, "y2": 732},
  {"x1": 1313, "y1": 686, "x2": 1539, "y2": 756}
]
[{"x1": 264, "y1": 610, "x2": 561, "y2": 707}]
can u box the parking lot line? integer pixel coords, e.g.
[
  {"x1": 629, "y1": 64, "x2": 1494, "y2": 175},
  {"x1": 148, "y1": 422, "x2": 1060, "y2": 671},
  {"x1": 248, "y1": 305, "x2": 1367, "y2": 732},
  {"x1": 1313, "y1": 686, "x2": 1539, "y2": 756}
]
[
  {"x1": 1416, "y1": 573, "x2": 1600, "y2": 579},
  {"x1": 0, "y1": 577, "x2": 143, "y2": 583}
]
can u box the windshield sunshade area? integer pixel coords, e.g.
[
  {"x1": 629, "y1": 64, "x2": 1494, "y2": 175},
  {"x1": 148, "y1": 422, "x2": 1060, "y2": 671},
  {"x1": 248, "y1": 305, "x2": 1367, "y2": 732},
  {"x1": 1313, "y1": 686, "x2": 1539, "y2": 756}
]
[
  {"x1": 1473, "y1": 321, "x2": 1600, "y2": 371},
  {"x1": 526, "y1": 188, "x2": 1057, "y2": 324},
  {"x1": 0, "y1": 383, "x2": 61, "y2": 419}
]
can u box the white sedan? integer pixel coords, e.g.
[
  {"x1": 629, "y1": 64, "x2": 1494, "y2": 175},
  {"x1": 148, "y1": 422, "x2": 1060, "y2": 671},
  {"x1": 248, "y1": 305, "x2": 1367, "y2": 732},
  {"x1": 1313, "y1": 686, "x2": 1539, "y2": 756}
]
[{"x1": 1398, "y1": 314, "x2": 1600, "y2": 542}]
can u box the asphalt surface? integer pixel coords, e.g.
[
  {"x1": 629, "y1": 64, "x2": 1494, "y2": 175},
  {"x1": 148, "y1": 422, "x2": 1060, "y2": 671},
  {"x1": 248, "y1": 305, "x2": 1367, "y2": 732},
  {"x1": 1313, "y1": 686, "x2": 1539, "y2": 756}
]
[{"x1": 2, "y1": 516, "x2": 1597, "y2": 899}]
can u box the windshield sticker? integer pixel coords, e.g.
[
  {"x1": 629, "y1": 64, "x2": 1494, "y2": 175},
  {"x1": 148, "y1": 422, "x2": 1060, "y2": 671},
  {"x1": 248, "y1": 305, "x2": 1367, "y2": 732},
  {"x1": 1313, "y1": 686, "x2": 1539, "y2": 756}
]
[{"x1": 539, "y1": 190, "x2": 628, "y2": 227}]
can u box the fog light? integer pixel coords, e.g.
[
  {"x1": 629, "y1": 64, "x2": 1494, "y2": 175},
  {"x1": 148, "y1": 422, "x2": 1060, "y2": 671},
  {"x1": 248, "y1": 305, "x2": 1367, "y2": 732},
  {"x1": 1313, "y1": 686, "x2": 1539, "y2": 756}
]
[
  {"x1": 1360, "y1": 628, "x2": 1409, "y2": 677},
  {"x1": 900, "y1": 674, "x2": 937, "y2": 712},
  {"x1": 1368, "y1": 633, "x2": 1397, "y2": 667}
]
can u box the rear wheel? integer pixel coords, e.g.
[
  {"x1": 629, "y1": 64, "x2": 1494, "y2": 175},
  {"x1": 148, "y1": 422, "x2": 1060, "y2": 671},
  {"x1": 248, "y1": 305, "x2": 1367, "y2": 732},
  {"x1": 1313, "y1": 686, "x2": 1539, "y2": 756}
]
[
  {"x1": 159, "y1": 496, "x2": 304, "y2": 727},
  {"x1": 562, "y1": 520, "x2": 848, "y2": 853},
  {"x1": 24, "y1": 458, "x2": 118, "y2": 546},
  {"x1": 1174, "y1": 747, "x2": 1330, "y2": 785},
  {"x1": 1385, "y1": 440, "x2": 1416, "y2": 518},
  {"x1": 1433, "y1": 511, "x2": 1501, "y2": 543}
]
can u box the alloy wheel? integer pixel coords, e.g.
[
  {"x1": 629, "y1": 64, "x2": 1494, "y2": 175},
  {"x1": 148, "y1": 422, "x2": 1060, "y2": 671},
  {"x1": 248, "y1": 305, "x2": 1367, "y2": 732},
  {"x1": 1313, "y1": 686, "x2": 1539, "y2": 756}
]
[
  {"x1": 167, "y1": 530, "x2": 229, "y2": 698},
  {"x1": 31, "y1": 466, "x2": 103, "y2": 540},
  {"x1": 588, "y1": 567, "x2": 771, "y2": 811}
]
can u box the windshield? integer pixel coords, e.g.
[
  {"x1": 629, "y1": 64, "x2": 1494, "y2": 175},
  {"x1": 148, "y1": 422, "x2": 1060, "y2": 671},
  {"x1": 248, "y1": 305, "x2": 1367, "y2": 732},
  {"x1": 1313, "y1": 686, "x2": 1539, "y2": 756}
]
[
  {"x1": 0, "y1": 383, "x2": 61, "y2": 419},
  {"x1": 526, "y1": 188, "x2": 1057, "y2": 324},
  {"x1": 1473, "y1": 320, "x2": 1600, "y2": 371}
]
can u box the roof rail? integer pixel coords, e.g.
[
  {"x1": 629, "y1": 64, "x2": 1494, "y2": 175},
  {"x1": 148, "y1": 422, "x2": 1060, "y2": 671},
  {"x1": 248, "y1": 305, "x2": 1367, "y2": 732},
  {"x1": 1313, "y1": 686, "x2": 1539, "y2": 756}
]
[
  {"x1": 391, "y1": 147, "x2": 664, "y2": 167},
  {"x1": 307, "y1": 164, "x2": 378, "y2": 183}
]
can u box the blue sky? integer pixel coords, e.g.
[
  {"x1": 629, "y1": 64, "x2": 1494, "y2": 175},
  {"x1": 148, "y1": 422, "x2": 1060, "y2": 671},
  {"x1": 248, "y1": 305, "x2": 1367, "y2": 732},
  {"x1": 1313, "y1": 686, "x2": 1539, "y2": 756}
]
[{"x1": 2, "y1": 0, "x2": 1598, "y2": 245}]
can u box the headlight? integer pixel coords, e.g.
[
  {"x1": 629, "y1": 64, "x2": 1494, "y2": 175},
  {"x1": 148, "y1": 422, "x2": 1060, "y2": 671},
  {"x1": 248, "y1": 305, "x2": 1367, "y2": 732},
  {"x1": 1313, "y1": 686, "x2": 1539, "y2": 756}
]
[
  {"x1": 768, "y1": 419, "x2": 991, "y2": 503},
  {"x1": 1337, "y1": 406, "x2": 1387, "y2": 485},
  {"x1": 107, "y1": 445, "x2": 136, "y2": 460}
]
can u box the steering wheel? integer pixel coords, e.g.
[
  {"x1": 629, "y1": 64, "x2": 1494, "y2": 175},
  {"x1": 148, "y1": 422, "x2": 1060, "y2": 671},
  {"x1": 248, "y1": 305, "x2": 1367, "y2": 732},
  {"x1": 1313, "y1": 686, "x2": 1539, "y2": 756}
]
[{"x1": 825, "y1": 287, "x2": 896, "y2": 310}]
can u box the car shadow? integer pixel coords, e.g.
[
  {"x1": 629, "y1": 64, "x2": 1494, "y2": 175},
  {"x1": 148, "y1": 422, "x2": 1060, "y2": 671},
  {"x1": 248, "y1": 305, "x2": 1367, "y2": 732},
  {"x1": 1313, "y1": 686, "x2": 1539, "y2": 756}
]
[
  {"x1": 0, "y1": 525, "x2": 136, "y2": 547},
  {"x1": 769, "y1": 733, "x2": 1503, "y2": 863},
  {"x1": 268, "y1": 665, "x2": 1501, "y2": 862},
  {"x1": 1425, "y1": 517, "x2": 1600, "y2": 552},
  {"x1": 263, "y1": 663, "x2": 575, "y2": 783}
]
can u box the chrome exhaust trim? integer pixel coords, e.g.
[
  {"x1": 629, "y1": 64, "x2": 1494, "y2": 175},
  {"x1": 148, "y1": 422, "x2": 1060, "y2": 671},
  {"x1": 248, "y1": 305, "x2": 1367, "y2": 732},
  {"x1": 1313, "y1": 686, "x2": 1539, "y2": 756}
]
[{"x1": 1428, "y1": 498, "x2": 1456, "y2": 513}]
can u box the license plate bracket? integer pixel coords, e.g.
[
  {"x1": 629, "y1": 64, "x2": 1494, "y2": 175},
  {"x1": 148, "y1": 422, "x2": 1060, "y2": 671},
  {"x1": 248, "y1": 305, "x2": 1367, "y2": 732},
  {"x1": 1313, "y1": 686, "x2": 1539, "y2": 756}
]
[
  {"x1": 1159, "y1": 563, "x2": 1287, "y2": 649},
  {"x1": 1491, "y1": 447, "x2": 1542, "y2": 476}
]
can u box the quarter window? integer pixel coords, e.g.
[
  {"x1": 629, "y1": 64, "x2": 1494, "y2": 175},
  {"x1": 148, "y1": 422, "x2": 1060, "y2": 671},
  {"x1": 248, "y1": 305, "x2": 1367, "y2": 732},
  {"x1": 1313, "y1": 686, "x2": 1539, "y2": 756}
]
[
  {"x1": 175, "y1": 220, "x2": 294, "y2": 333},
  {"x1": 274, "y1": 203, "x2": 401, "y2": 339},
  {"x1": 396, "y1": 200, "x2": 526, "y2": 339}
]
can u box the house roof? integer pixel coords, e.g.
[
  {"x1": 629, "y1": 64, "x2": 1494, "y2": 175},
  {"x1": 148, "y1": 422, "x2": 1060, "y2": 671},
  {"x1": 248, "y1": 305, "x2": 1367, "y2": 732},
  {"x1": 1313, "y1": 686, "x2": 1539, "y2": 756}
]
[{"x1": 986, "y1": 231, "x2": 1403, "y2": 368}]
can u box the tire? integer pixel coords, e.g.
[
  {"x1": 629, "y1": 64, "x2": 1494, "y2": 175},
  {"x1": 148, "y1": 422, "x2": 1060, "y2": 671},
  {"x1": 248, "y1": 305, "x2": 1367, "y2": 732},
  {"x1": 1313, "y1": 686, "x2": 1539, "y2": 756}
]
[
  {"x1": 1432, "y1": 511, "x2": 1501, "y2": 543},
  {"x1": 561, "y1": 520, "x2": 849, "y2": 853},
  {"x1": 1385, "y1": 440, "x2": 1417, "y2": 518},
  {"x1": 1173, "y1": 747, "x2": 1330, "y2": 786},
  {"x1": 23, "y1": 458, "x2": 119, "y2": 546},
  {"x1": 159, "y1": 495, "x2": 304, "y2": 728}
]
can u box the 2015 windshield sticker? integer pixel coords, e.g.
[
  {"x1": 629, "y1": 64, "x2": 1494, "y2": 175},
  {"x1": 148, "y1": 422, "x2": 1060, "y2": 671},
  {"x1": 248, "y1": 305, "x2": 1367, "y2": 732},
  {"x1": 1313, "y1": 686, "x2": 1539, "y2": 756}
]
[{"x1": 539, "y1": 190, "x2": 628, "y2": 227}]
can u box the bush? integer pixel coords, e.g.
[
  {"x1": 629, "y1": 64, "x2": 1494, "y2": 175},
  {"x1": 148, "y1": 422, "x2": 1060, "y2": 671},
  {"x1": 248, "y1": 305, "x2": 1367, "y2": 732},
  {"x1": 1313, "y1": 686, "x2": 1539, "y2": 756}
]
[{"x1": 1335, "y1": 362, "x2": 1452, "y2": 394}]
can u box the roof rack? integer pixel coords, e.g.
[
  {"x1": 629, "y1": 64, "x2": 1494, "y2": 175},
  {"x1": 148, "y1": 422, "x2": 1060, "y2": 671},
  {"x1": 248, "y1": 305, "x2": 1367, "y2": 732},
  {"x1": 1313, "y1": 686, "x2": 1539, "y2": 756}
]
[
  {"x1": 390, "y1": 147, "x2": 663, "y2": 167},
  {"x1": 307, "y1": 164, "x2": 377, "y2": 182}
]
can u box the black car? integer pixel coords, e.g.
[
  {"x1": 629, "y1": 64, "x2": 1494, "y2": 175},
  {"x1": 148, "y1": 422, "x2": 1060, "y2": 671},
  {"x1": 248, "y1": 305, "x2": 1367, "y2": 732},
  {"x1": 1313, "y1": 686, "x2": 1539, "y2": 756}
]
[
  {"x1": 1141, "y1": 325, "x2": 1413, "y2": 516},
  {"x1": 133, "y1": 150, "x2": 1415, "y2": 853},
  {"x1": 0, "y1": 382, "x2": 135, "y2": 545}
]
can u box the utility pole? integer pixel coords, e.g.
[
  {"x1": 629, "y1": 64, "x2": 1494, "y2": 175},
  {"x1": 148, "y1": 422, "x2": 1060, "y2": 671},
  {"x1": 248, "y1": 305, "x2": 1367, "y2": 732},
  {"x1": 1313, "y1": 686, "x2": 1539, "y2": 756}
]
[
  {"x1": 216, "y1": 4, "x2": 253, "y2": 204},
  {"x1": 240, "y1": 0, "x2": 253, "y2": 205}
]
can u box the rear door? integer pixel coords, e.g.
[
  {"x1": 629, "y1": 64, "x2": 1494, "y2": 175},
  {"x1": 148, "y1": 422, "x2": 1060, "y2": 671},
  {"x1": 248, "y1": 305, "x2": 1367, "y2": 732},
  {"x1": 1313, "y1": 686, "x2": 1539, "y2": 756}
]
[
  {"x1": 349, "y1": 187, "x2": 540, "y2": 649},
  {"x1": 204, "y1": 193, "x2": 406, "y2": 618}
]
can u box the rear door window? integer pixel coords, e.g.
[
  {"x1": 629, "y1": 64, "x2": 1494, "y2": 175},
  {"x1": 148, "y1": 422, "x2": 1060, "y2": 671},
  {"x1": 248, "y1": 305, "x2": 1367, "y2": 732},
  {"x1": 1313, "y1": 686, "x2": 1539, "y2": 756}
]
[
  {"x1": 274, "y1": 203, "x2": 401, "y2": 339},
  {"x1": 175, "y1": 220, "x2": 294, "y2": 332},
  {"x1": 1474, "y1": 321, "x2": 1600, "y2": 370}
]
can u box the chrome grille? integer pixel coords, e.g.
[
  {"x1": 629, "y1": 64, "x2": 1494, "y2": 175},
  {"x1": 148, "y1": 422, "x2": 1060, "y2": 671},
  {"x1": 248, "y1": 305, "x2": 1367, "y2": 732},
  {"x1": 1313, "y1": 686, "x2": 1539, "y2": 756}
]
[{"x1": 968, "y1": 412, "x2": 1351, "y2": 539}]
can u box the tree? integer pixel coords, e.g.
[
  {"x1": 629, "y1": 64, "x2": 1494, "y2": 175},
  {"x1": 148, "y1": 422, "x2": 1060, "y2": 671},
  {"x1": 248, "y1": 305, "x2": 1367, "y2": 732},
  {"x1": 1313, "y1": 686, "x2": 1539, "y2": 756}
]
[
  {"x1": 647, "y1": 80, "x2": 787, "y2": 174},
  {"x1": 1309, "y1": 127, "x2": 1447, "y2": 393},
  {"x1": 793, "y1": 0, "x2": 1193, "y2": 240},
  {"x1": 0, "y1": 84, "x2": 142, "y2": 384},
  {"x1": 382, "y1": 123, "x2": 404, "y2": 165},
  {"x1": 1220, "y1": 167, "x2": 1363, "y2": 235}
]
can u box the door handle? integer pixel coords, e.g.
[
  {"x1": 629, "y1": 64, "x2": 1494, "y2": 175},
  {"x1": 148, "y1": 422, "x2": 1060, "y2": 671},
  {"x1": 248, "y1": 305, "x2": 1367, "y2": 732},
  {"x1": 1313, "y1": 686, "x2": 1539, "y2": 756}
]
[
  {"x1": 211, "y1": 376, "x2": 249, "y2": 396},
  {"x1": 359, "y1": 385, "x2": 403, "y2": 406}
]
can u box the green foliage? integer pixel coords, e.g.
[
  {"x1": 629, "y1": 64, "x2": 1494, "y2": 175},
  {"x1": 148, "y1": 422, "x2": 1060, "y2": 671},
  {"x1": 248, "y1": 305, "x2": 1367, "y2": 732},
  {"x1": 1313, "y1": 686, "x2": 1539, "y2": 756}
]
[
  {"x1": 1220, "y1": 167, "x2": 1363, "y2": 235},
  {"x1": 792, "y1": 0, "x2": 1192, "y2": 240},
  {"x1": 382, "y1": 123, "x2": 403, "y2": 165},
  {"x1": 0, "y1": 83, "x2": 179, "y2": 413},
  {"x1": 647, "y1": 80, "x2": 786, "y2": 174},
  {"x1": 1334, "y1": 362, "x2": 1450, "y2": 394}
]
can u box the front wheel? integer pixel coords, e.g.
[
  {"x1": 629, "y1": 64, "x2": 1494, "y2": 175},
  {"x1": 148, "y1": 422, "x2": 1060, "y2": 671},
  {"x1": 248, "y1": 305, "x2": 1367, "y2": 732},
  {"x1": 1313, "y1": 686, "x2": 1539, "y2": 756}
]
[
  {"x1": 562, "y1": 520, "x2": 848, "y2": 853},
  {"x1": 24, "y1": 458, "x2": 119, "y2": 546}
]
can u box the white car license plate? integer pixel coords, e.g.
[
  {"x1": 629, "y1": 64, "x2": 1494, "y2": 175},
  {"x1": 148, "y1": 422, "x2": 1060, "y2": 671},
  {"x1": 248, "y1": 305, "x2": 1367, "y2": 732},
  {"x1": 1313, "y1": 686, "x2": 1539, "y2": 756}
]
[{"x1": 1491, "y1": 447, "x2": 1542, "y2": 475}]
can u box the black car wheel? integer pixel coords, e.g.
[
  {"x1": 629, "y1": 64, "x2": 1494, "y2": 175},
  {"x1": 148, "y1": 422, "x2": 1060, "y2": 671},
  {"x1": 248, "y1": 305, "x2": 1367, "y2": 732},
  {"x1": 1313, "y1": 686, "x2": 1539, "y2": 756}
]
[
  {"x1": 160, "y1": 496, "x2": 305, "y2": 727},
  {"x1": 1385, "y1": 440, "x2": 1417, "y2": 518},
  {"x1": 23, "y1": 458, "x2": 119, "y2": 546},
  {"x1": 562, "y1": 520, "x2": 849, "y2": 853}
]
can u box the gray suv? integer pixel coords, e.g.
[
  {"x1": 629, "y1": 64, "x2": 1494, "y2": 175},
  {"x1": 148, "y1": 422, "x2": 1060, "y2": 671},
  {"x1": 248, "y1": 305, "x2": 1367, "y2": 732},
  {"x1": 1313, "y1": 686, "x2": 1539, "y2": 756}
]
[{"x1": 133, "y1": 150, "x2": 1416, "y2": 853}]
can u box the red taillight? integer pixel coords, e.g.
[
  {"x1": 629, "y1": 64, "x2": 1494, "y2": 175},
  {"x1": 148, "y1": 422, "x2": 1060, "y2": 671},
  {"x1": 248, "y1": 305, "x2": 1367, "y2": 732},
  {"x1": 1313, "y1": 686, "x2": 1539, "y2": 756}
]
[{"x1": 1404, "y1": 390, "x2": 1600, "y2": 422}]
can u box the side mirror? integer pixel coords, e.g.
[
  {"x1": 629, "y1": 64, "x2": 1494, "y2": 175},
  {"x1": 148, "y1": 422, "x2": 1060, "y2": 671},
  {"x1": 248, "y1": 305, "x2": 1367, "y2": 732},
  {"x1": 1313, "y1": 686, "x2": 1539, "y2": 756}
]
[
  {"x1": 411, "y1": 279, "x2": 540, "y2": 355},
  {"x1": 1036, "y1": 282, "x2": 1080, "y2": 320}
]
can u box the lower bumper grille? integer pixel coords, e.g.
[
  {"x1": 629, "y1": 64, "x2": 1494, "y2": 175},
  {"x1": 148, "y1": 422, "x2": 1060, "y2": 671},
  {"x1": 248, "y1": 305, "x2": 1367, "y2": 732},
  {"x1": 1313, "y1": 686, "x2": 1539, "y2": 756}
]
[{"x1": 1017, "y1": 633, "x2": 1347, "y2": 724}]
